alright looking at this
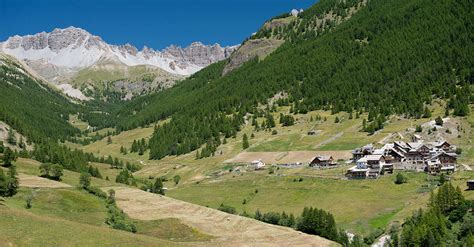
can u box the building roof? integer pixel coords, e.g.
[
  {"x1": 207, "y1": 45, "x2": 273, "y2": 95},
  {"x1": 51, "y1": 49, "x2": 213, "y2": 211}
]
[
  {"x1": 365, "y1": 154, "x2": 384, "y2": 161},
  {"x1": 394, "y1": 141, "x2": 410, "y2": 150},
  {"x1": 352, "y1": 144, "x2": 374, "y2": 154},
  {"x1": 356, "y1": 157, "x2": 368, "y2": 163},
  {"x1": 348, "y1": 165, "x2": 368, "y2": 172},
  {"x1": 407, "y1": 142, "x2": 423, "y2": 150},
  {"x1": 373, "y1": 149, "x2": 385, "y2": 155},
  {"x1": 432, "y1": 152, "x2": 457, "y2": 159},
  {"x1": 313, "y1": 155, "x2": 332, "y2": 162}
]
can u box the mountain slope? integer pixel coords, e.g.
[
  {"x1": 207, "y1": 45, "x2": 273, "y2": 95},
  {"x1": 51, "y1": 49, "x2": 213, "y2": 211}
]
[
  {"x1": 0, "y1": 53, "x2": 79, "y2": 142},
  {"x1": 106, "y1": 0, "x2": 472, "y2": 159}
]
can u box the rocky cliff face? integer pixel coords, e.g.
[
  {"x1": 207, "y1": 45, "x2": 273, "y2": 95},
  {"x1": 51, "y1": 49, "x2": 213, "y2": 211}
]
[
  {"x1": 164, "y1": 42, "x2": 238, "y2": 67},
  {"x1": 0, "y1": 27, "x2": 238, "y2": 100},
  {"x1": 0, "y1": 27, "x2": 237, "y2": 76}
]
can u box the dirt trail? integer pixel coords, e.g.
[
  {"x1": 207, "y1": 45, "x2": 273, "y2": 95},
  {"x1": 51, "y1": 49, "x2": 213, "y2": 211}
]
[
  {"x1": 104, "y1": 186, "x2": 336, "y2": 247},
  {"x1": 19, "y1": 174, "x2": 71, "y2": 188},
  {"x1": 313, "y1": 132, "x2": 344, "y2": 149}
]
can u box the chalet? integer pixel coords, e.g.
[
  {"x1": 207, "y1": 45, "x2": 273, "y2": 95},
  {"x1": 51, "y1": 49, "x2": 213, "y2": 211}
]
[
  {"x1": 385, "y1": 148, "x2": 404, "y2": 164},
  {"x1": 467, "y1": 180, "x2": 474, "y2": 191},
  {"x1": 366, "y1": 155, "x2": 385, "y2": 169},
  {"x1": 250, "y1": 160, "x2": 265, "y2": 170},
  {"x1": 350, "y1": 139, "x2": 457, "y2": 178},
  {"x1": 366, "y1": 155, "x2": 386, "y2": 178},
  {"x1": 433, "y1": 152, "x2": 457, "y2": 166},
  {"x1": 352, "y1": 144, "x2": 374, "y2": 162},
  {"x1": 425, "y1": 158, "x2": 442, "y2": 174},
  {"x1": 309, "y1": 155, "x2": 336, "y2": 167},
  {"x1": 346, "y1": 157, "x2": 369, "y2": 179},
  {"x1": 307, "y1": 130, "x2": 317, "y2": 136},
  {"x1": 276, "y1": 162, "x2": 304, "y2": 168},
  {"x1": 430, "y1": 141, "x2": 453, "y2": 152}
]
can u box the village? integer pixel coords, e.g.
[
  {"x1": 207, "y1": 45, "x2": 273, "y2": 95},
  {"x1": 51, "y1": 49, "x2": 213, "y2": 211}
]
[{"x1": 238, "y1": 138, "x2": 459, "y2": 180}]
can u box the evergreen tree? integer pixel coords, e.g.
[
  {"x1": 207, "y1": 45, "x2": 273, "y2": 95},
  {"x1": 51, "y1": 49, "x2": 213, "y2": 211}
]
[
  {"x1": 423, "y1": 107, "x2": 432, "y2": 118},
  {"x1": 50, "y1": 164, "x2": 63, "y2": 181},
  {"x1": 242, "y1": 134, "x2": 249, "y2": 150},
  {"x1": 152, "y1": 178, "x2": 165, "y2": 195},
  {"x1": 2, "y1": 165, "x2": 19, "y2": 197},
  {"x1": 2, "y1": 148, "x2": 15, "y2": 167},
  {"x1": 7, "y1": 128, "x2": 16, "y2": 146},
  {"x1": 79, "y1": 173, "x2": 91, "y2": 189}
]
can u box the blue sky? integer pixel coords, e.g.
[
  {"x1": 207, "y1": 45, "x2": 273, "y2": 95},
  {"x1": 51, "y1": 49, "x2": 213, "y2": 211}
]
[{"x1": 0, "y1": 0, "x2": 315, "y2": 50}]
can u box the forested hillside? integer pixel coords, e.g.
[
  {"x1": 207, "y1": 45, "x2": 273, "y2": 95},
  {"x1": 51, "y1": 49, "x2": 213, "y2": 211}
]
[
  {"x1": 0, "y1": 55, "x2": 79, "y2": 143},
  {"x1": 102, "y1": 0, "x2": 472, "y2": 159},
  {"x1": 0, "y1": 55, "x2": 109, "y2": 172}
]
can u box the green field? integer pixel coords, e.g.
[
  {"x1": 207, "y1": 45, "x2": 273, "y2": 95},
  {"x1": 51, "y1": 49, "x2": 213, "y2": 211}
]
[{"x1": 166, "y1": 172, "x2": 443, "y2": 234}]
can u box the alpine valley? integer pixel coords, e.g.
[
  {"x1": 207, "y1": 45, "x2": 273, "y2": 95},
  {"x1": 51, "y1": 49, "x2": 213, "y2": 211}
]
[{"x1": 0, "y1": 0, "x2": 473, "y2": 246}]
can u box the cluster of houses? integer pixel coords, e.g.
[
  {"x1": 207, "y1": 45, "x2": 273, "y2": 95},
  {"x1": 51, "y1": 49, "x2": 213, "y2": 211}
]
[
  {"x1": 347, "y1": 140, "x2": 458, "y2": 179},
  {"x1": 244, "y1": 139, "x2": 459, "y2": 180},
  {"x1": 249, "y1": 155, "x2": 338, "y2": 170}
]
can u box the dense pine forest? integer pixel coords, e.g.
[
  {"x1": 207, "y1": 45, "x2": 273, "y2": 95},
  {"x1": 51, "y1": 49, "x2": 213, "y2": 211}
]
[
  {"x1": 0, "y1": 57, "x2": 79, "y2": 143},
  {"x1": 0, "y1": 56, "x2": 115, "y2": 173},
  {"x1": 96, "y1": 0, "x2": 472, "y2": 159}
]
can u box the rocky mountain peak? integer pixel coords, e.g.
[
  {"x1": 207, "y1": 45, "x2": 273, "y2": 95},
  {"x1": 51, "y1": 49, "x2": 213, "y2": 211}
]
[{"x1": 0, "y1": 27, "x2": 238, "y2": 80}]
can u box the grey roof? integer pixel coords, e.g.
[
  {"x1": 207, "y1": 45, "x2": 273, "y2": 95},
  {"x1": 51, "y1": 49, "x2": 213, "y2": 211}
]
[{"x1": 366, "y1": 154, "x2": 384, "y2": 161}]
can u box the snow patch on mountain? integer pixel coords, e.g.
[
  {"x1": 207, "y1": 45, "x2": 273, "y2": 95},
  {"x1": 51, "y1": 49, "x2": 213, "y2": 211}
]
[{"x1": 0, "y1": 27, "x2": 237, "y2": 76}]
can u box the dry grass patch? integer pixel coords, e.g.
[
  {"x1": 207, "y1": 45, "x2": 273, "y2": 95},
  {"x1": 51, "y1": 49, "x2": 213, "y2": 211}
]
[
  {"x1": 18, "y1": 174, "x2": 71, "y2": 188},
  {"x1": 104, "y1": 186, "x2": 336, "y2": 246}
]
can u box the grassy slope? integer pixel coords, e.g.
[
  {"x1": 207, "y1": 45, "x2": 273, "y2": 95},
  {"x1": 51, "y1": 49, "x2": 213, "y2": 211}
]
[
  {"x1": 0, "y1": 158, "x2": 213, "y2": 245},
  {"x1": 0, "y1": 208, "x2": 176, "y2": 247},
  {"x1": 71, "y1": 64, "x2": 180, "y2": 90}
]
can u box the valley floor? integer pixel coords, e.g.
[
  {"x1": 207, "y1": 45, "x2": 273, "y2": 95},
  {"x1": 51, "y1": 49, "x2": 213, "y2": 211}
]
[{"x1": 73, "y1": 103, "x2": 474, "y2": 237}]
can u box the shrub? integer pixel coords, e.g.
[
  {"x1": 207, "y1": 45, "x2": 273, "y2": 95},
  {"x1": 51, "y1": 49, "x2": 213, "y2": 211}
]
[
  {"x1": 218, "y1": 203, "x2": 236, "y2": 214},
  {"x1": 86, "y1": 186, "x2": 107, "y2": 198},
  {"x1": 173, "y1": 175, "x2": 181, "y2": 185},
  {"x1": 415, "y1": 125, "x2": 422, "y2": 132},
  {"x1": 435, "y1": 116, "x2": 443, "y2": 126},
  {"x1": 395, "y1": 173, "x2": 407, "y2": 184}
]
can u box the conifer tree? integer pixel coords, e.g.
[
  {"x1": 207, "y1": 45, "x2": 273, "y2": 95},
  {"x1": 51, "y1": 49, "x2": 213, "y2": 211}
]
[
  {"x1": 242, "y1": 134, "x2": 249, "y2": 150},
  {"x1": 7, "y1": 128, "x2": 16, "y2": 146}
]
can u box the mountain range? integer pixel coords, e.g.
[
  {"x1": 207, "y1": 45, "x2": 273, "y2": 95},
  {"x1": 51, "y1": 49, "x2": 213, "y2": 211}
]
[{"x1": 0, "y1": 27, "x2": 238, "y2": 99}]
